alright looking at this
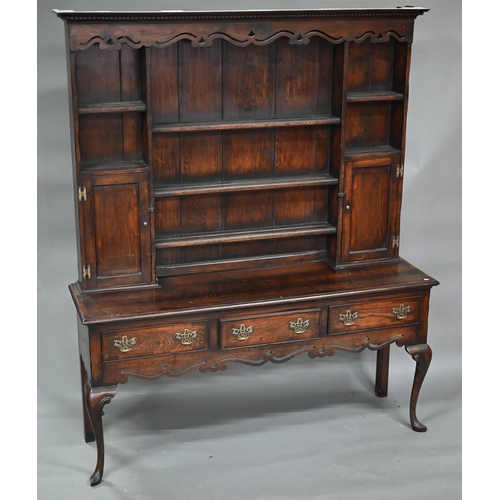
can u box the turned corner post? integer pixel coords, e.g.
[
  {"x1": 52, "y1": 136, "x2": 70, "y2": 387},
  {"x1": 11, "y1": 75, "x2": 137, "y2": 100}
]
[
  {"x1": 405, "y1": 343, "x2": 432, "y2": 432},
  {"x1": 84, "y1": 383, "x2": 118, "y2": 487}
]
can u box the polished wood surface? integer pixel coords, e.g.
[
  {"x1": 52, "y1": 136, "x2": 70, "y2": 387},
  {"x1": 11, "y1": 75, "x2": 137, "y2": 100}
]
[
  {"x1": 69, "y1": 259, "x2": 437, "y2": 324},
  {"x1": 56, "y1": 7, "x2": 436, "y2": 487}
]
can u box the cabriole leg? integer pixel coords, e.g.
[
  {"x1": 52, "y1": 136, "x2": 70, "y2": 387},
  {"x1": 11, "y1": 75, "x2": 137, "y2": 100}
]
[
  {"x1": 84, "y1": 383, "x2": 117, "y2": 486},
  {"x1": 405, "y1": 343, "x2": 432, "y2": 432},
  {"x1": 375, "y1": 345, "x2": 390, "y2": 397}
]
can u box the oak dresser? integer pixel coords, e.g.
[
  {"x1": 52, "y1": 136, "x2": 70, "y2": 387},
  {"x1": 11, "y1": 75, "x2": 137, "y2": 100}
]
[{"x1": 55, "y1": 6, "x2": 438, "y2": 486}]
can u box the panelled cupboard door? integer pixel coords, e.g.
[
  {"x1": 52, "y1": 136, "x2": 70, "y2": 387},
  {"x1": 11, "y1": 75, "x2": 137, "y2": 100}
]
[
  {"x1": 339, "y1": 155, "x2": 401, "y2": 264},
  {"x1": 80, "y1": 171, "x2": 152, "y2": 290}
]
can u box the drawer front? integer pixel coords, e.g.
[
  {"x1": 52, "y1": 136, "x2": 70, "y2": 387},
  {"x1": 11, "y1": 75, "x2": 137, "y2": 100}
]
[
  {"x1": 328, "y1": 296, "x2": 420, "y2": 334},
  {"x1": 102, "y1": 321, "x2": 208, "y2": 361},
  {"x1": 220, "y1": 309, "x2": 320, "y2": 349}
]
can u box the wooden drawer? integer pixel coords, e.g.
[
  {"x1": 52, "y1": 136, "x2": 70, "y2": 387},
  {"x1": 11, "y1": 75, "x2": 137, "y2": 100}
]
[
  {"x1": 220, "y1": 309, "x2": 320, "y2": 349},
  {"x1": 328, "y1": 296, "x2": 420, "y2": 335},
  {"x1": 101, "y1": 321, "x2": 208, "y2": 361}
]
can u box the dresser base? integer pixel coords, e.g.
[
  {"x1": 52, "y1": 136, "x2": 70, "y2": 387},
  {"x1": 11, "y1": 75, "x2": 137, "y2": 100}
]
[{"x1": 70, "y1": 259, "x2": 438, "y2": 486}]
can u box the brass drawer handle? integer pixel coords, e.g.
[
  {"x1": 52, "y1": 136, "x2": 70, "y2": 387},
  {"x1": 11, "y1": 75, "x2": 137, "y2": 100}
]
[
  {"x1": 289, "y1": 317, "x2": 310, "y2": 334},
  {"x1": 393, "y1": 304, "x2": 410, "y2": 319},
  {"x1": 339, "y1": 310, "x2": 358, "y2": 326},
  {"x1": 233, "y1": 324, "x2": 253, "y2": 341},
  {"x1": 176, "y1": 329, "x2": 197, "y2": 345},
  {"x1": 114, "y1": 335, "x2": 136, "y2": 353}
]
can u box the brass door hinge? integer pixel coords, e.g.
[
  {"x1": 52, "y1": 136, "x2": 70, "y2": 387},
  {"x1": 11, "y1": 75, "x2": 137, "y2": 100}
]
[
  {"x1": 396, "y1": 164, "x2": 404, "y2": 178},
  {"x1": 392, "y1": 235, "x2": 400, "y2": 248},
  {"x1": 82, "y1": 265, "x2": 91, "y2": 279},
  {"x1": 78, "y1": 187, "x2": 87, "y2": 202}
]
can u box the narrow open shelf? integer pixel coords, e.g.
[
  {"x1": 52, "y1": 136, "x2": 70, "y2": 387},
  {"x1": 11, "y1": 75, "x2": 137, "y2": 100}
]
[
  {"x1": 156, "y1": 223, "x2": 336, "y2": 249},
  {"x1": 344, "y1": 145, "x2": 401, "y2": 159},
  {"x1": 346, "y1": 91, "x2": 404, "y2": 103},
  {"x1": 78, "y1": 101, "x2": 147, "y2": 114},
  {"x1": 152, "y1": 115, "x2": 340, "y2": 133},
  {"x1": 80, "y1": 160, "x2": 148, "y2": 172},
  {"x1": 154, "y1": 174, "x2": 338, "y2": 198}
]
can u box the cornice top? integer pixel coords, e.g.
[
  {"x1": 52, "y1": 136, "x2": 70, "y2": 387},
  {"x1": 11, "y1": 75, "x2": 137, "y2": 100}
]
[{"x1": 54, "y1": 7, "x2": 429, "y2": 22}]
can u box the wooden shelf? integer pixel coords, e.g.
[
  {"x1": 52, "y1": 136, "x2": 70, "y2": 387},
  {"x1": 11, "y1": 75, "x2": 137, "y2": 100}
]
[
  {"x1": 80, "y1": 160, "x2": 148, "y2": 173},
  {"x1": 344, "y1": 145, "x2": 401, "y2": 159},
  {"x1": 156, "y1": 223, "x2": 336, "y2": 249},
  {"x1": 346, "y1": 91, "x2": 404, "y2": 103},
  {"x1": 154, "y1": 174, "x2": 338, "y2": 198},
  {"x1": 152, "y1": 115, "x2": 340, "y2": 133},
  {"x1": 78, "y1": 101, "x2": 146, "y2": 114}
]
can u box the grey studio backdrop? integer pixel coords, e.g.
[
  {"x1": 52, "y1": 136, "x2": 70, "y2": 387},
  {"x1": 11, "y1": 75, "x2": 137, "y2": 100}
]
[{"x1": 37, "y1": 1, "x2": 461, "y2": 499}]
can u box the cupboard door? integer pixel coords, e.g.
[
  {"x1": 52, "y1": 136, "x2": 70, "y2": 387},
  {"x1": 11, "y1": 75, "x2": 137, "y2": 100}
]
[
  {"x1": 338, "y1": 156, "x2": 401, "y2": 264},
  {"x1": 81, "y1": 172, "x2": 152, "y2": 290}
]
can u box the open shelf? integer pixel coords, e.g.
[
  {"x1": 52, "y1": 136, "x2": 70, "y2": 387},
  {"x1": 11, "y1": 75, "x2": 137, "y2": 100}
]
[
  {"x1": 154, "y1": 174, "x2": 338, "y2": 198},
  {"x1": 80, "y1": 160, "x2": 148, "y2": 172},
  {"x1": 346, "y1": 91, "x2": 403, "y2": 103},
  {"x1": 344, "y1": 145, "x2": 401, "y2": 159},
  {"x1": 156, "y1": 223, "x2": 336, "y2": 249},
  {"x1": 78, "y1": 101, "x2": 147, "y2": 114},
  {"x1": 152, "y1": 115, "x2": 340, "y2": 134}
]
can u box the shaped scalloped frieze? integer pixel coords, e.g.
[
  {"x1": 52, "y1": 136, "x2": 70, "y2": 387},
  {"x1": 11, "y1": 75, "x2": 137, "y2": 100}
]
[
  {"x1": 71, "y1": 29, "x2": 411, "y2": 50},
  {"x1": 118, "y1": 334, "x2": 405, "y2": 382}
]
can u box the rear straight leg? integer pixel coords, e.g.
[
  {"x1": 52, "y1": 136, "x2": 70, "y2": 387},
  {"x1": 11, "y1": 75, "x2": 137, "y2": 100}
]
[
  {"x1": 375, "y1": 345, "x2": 390, "y2": 397},
  {"x1": 80, "y1": 357, "x2": 95, "y2": 443}
]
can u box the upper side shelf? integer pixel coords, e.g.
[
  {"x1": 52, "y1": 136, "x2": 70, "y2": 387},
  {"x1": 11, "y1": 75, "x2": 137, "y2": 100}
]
[
  {"x1": 346, "y1": 91, "x2": 404, "y2": 103},
  {"x1": 78, "y1": 101, "x2": 146, "y2": 114}
]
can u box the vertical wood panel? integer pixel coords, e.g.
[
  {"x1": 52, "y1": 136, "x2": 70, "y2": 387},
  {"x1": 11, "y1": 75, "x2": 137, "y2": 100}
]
[
  {"x1": 180, "y1": 131, "x2": 223, "y2": 183},
  {"x1": 223, "y1": 42, "x2": 276, "y2": 120},
  {"x1": 94, "y1": 183, "x2": 141, "y2": 275},
  {"x1": 79, "y1": 114, "x2": 123, "y2": 164},
  {"x1": 155, "y1": 197, "x2": 180, "y2": 236},
  {"x1": 156, "y1": 248, "x2": 181, "y2": 266},
  {"x1": 121, "y1": 113, "x2": 143, "y2": 161},
  {"x1": 274, "y1": 187, "x2": 324, "y2": 226},
  {"x1": 223, "y1": 129, "x2": 274, "y2": 180},
  {"x1": 223, "y1": 240, "x2": 273, "y2": 259},
  {"x1": 369, "y1": 40, "x2": 394, "y2": 91},
  {"x1": 345, "y1": 103, "x2": 391, "y2": 148},
  {"x1": 317, "y1": 39, "x2": 333, "y2": 114},
  {"x1": 181, "y1": 194, "x2": 222, "y2": 234},
  {"x1": 275, "y1": 127, "x2": 318, "y2": 175},
  {"x1": 119, "y1": 45, "x2": 141, "y2": 101},
  {"x1": 350, "y1": 166, "x2": 391, "y2": 251},
  {"x1": 182, "y1": 244, "x2": 223, "y2": 263},
  {"x1": 223, "y1": 191, "x2": 273, "y2": 230},
  {"x1": 75, "y1": 45, "x2": 121, "y2": 104},
  {"x1": 273, "y1": 235, "x2": 325, "y2": 253},
  {"x1": 179, "y1": 40, "x2": 222, "y2": 122},
  {"x1": 276, "y1": 38, "x2": 320, "y2": 117},
  {"x1": 149, "y1": 45, "x2": 179, "y2": 124},
  {"x1": 346, "y1": 40, "x2": 370, "y2": 91},
  {"x1": 153, "y1": 134, "x2": 180, "y2": 184}
]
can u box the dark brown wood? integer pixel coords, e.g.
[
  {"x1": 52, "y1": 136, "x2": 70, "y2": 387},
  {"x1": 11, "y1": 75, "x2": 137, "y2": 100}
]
[
  {"x1": 84, "y1": 384, "x2": 117, "y2": 487},
  {"x1": 155, "y1": 222, "x2": 336, "y2": 248},
  {"x1": 154, "y1": 174, "x2": 338, "y2": 197},
  {"x1": 56, "y1": 7, "x2": 436, "y2": 486},
  {"x1": 375, "y1": 345, "x2": 390, "y2": 397},
  {"x1": 152, "y1": 115, "x2": 340, "y2": 132},
  {"x1": 220, "y1": 309, "x2": 321, "y2": 349},
  {"x1": 405, "y1": 343, "x2": 432, "y2": 432}
]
